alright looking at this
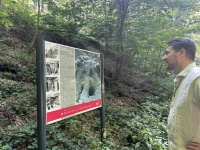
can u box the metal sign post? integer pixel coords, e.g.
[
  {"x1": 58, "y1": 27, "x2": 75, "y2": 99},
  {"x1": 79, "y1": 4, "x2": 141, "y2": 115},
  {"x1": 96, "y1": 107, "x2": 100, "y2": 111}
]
[
  {"x1": 100, "y1": 54, "x2": 106, "y2": 144},
  {"x1": 36, "y1": 37, "x2": 46, "y2": 150}
]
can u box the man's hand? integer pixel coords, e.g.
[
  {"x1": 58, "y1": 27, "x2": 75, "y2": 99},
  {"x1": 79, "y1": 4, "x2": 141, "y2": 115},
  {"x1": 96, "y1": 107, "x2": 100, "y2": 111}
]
[{"x1": 186, "y1": 141, "x2": 200, "y2": 150}]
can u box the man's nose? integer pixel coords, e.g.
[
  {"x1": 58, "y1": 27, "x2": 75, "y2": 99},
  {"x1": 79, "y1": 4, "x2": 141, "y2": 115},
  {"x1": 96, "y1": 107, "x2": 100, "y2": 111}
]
[{"x1": 162, "y1": 55, "x2": 166, "y2": 60}]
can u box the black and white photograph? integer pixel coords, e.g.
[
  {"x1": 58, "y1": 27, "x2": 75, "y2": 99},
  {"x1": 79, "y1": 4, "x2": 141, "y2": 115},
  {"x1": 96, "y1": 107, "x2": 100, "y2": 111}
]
[
  {"x1": 46, "y1": 93, "x2": 60, "y2": 111},
  {"x1": 46, "y1": 77, "x2": 59, "y2": 92},
  {"x1": 46, "y1": 61, "x2": 59, "y2": 75},
  {"x1": 45, "y1": 42, "x2": 59, "y2": 59},
  {"x1": 75, "y1": 49, "x2": 101, "y2": 104}
]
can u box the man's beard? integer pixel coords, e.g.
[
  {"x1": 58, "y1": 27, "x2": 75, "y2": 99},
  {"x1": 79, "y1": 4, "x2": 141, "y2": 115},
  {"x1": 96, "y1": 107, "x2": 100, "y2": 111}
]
[{"x1": 166, "y1": 62, "x2": 176, "y2": 71}]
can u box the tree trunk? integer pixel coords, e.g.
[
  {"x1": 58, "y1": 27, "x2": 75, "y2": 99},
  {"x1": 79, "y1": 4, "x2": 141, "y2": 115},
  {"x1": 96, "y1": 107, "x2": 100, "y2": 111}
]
[
  {"x1": 31, "y1": 0, "x2": 40, "y2": 46},
  {"x1": 113, "y1": 0, "x2": 129, "y2": 80},
  {"x1": 104, "y1": 0, "x2": 108, "y2": 52},
  {"x1": 33, "y1": 0, "x2": 37, "y2": 10},
  {"x1": 41, "y1": 0, "x2": 44, "y2": 12}
]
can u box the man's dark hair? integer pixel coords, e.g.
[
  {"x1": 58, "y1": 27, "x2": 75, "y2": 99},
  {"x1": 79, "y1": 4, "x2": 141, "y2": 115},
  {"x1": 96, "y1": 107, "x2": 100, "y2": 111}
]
[{"x1": 167, "y1": 37, "x2": 196, "y2": 61}]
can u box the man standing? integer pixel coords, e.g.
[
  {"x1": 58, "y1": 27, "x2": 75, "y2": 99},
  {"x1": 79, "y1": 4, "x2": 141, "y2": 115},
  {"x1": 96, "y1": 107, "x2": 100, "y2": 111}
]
[{"x1": 162, "y1": 37, "x2": 200, "y2": 150}]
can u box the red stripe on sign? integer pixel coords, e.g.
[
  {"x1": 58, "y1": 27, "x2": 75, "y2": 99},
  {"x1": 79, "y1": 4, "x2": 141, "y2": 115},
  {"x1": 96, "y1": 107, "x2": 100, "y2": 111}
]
[{"x1": 47, "y1": 99, "x2": 102, "y2": 124}]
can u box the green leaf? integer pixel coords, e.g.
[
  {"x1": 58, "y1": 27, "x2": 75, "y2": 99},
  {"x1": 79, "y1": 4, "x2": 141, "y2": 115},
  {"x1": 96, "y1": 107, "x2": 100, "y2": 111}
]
[
  {"x1": 135, "y1": 142, "x2": 141, "y2": 149},
  {"x1": 0, "y1": 11, "x2": 9, "y2": 17},
  {"x1": 52, "y1": 146, "x2": 59, "y2": 150}
]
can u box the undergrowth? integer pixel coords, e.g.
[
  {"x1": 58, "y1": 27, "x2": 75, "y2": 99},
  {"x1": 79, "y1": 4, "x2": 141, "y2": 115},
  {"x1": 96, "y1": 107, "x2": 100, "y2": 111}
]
[{"x1": 0, "y1": 97, "x2": 170, "y2": 150}]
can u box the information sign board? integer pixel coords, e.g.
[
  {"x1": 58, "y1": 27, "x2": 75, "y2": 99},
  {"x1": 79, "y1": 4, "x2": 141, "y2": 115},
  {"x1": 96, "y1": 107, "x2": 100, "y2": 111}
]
[{"x1": 45, "y1": 41, "x2": 102, "y2": 124}]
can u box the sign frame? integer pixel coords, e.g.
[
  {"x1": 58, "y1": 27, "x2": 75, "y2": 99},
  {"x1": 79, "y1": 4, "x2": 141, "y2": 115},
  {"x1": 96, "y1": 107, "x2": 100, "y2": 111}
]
[{"x1": 36, "y1": 37, "x2": 106, "y2": 149}]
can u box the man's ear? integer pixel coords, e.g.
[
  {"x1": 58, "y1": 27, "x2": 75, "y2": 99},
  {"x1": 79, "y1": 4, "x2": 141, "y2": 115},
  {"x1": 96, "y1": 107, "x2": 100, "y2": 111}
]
[{"x1": 179, "y1": 49, "x2": 186, "y2": 57}]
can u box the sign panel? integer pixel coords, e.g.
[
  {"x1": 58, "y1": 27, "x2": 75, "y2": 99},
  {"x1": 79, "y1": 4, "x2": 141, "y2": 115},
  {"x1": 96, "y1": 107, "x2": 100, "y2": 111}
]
[{"x1": 45, "y1": 41, "x2": 102, "y2": 124}]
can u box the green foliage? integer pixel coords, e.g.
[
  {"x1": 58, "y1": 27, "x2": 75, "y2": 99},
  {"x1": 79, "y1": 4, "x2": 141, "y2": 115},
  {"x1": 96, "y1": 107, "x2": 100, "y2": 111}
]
[
  {"x1": 127, "y1": 102, "x2": 169, "y2": 150},
  {"x1": 40, "y1": 0, "x2": 90, "y2": 48},
  {"x1": 1, "y1": 101, "x2": 168, "y2": 150},
  {"x1": 0, "y1": 11, "x2": 13, "y2": 28},
  {"x1": 0, "y1": 123, "x2": 37, "y2": 149},
  {"x1": 0, "y1": 80, "x2": 27, "y2": 97},
  {"x1": 0, "y1": 0, "x2": 36, "y2": 42},
  {"x1": 0, "y1": 0, "x2": 34, "y2": 30},
  {"x1": 143, "y1": 70, "x2": 174, "y2": 100},
  {"x1": 0, "y1": 0, "x2": 18, "y2": 28},
  {"x1": 0, "y1": 14, "x2": 36, "y2": 81}
]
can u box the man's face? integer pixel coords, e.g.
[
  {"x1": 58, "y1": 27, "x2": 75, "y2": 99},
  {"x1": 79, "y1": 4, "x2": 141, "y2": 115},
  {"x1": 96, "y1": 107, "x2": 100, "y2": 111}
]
[{"x1": 162, "y1": 46, "x2": 179, "y2": 71}]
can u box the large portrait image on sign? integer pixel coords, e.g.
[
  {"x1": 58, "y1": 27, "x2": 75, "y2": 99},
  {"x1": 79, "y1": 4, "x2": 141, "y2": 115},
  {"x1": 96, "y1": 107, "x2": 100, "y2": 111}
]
[{"x1": 75, "y1": 49, "x2": 101, "y2": 104}]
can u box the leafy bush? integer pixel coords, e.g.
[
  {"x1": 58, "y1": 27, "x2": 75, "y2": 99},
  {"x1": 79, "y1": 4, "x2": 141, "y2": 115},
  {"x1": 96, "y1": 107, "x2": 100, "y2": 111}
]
[
  {"x1": 125, "y1": 101, "x2": 169, "y2": 150},
  {"x1": 0, "y1": 123, "x2": 37, "y2": 150},
  {"x1": 1, "y1": 0, "x2": 36, "y2": 42}
]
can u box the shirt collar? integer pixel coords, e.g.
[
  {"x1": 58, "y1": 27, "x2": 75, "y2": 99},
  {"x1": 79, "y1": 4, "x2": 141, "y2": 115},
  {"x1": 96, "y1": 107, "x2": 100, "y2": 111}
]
[{"x1": 177, "y1": 62, "x2": 196, "y2": 77}]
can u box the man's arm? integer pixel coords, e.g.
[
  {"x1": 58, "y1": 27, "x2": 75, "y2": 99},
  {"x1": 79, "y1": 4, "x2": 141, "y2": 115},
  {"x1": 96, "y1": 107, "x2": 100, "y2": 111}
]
[
  {"x1": 186, "y1": 142, "x2": 200, "y2": 150},
  {"x1": 193, "y1": 77, "x2": 200, "y2": 103},
  {"x1": 187, "y1": 77, "x2": 200, "y2": 149}
]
